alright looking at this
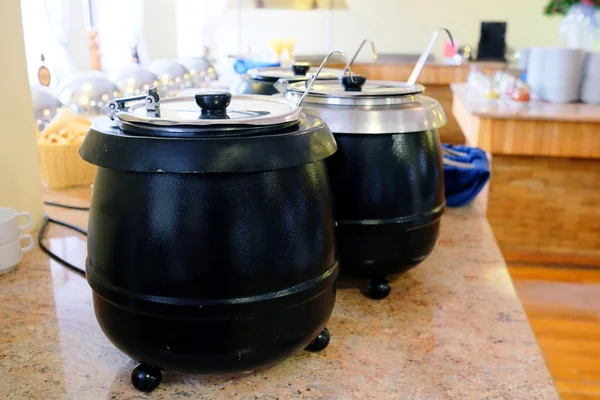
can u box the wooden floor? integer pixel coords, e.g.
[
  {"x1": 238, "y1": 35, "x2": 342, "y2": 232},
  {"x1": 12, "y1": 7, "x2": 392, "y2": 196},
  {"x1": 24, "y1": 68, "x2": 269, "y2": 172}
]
[{"x1": 508, "y1": 263, "x2": 600, "y2": 400}]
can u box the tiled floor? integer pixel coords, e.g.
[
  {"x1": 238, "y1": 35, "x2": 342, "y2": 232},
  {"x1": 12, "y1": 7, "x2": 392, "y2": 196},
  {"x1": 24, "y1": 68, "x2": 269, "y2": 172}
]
[{"x1": 508, "y1": 264, "x2": 600, "y2": 400}]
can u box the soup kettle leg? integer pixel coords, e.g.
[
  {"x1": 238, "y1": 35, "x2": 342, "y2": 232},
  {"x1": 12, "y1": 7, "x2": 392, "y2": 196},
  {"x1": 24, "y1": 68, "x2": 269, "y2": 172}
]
[
  {"x1": 128, "y1": 331, "x2": 332, "y2": 392},
  {"x1": 131, "y1": 362, "x2": 162, "y2": 392},
  {"x1": 304, "y1": 327, "x2": 331, "y2": 352},
  {"x1": 364, "y1": 277, "x2": 391, "y2": 300}
]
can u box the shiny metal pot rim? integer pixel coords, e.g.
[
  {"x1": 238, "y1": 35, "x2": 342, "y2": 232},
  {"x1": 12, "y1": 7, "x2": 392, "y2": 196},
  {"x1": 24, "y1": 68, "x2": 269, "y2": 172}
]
[{"x1": 298, "y1": 95, "x2": 447, "y2": 134}]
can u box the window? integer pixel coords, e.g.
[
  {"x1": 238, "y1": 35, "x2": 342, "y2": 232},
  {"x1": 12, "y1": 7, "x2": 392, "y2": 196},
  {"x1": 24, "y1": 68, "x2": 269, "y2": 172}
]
[{"x1": 21, "y1": 0, "x2": 75, "y2": 87}]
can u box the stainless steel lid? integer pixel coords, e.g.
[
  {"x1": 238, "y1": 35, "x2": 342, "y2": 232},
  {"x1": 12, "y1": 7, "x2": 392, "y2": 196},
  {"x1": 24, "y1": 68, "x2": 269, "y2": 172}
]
[
  {"x1": 248, "y1": 63, "x2": 342, "y2": 82},
  {"x1": 283, "y1": 77, "x2": 447, "y2": 134},
  {"x1": 105, "y1": 89, "x2": 301, "y2": 136},
  {"x1": 284, "y1": 77, "x2": 426, "y2": 105}
]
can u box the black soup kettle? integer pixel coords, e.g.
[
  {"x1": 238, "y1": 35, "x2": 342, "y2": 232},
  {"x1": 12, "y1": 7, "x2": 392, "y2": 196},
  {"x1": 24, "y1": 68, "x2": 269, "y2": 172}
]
[
  {"x1": 282, "y1": 76, "x2": 447, "y2": 300},
  {"x1": 80, "y1": 89, "x2": 338, "y2": 392}
]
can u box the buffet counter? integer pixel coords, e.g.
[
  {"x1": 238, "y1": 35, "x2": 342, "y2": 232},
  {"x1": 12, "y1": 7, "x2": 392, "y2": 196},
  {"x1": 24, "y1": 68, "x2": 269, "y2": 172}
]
[
  {"x1": 0, "y1": 188, "x2": 558, "y2": 399},
  {"x1": 452, "y1": 83, "x2": 600, "y2": 266},
  {"x1": 326, "y1": 61, "x2": 507, "y2": 146}
]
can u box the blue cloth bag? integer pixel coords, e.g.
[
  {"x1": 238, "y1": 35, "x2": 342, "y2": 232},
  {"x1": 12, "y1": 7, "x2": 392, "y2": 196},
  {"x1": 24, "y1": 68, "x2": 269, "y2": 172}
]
[{"x1": 442, "y1": 144, "x2": 490, "y2": 207}]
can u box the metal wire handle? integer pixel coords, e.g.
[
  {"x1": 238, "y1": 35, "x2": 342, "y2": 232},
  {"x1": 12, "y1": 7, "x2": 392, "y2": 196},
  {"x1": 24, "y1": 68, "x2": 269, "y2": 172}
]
[
  {"x1": 296, "y1": 51, "x2": 354, "y2": 107},
  {"x1": 407, "y1": 28, "x2": 455, "y2": 85},
  {"x1": 349, "y1": 39, "x2": 378, "y2": 66},
  {"x1": 103, "y1": 87, "x2": 160, "y2": 120}
]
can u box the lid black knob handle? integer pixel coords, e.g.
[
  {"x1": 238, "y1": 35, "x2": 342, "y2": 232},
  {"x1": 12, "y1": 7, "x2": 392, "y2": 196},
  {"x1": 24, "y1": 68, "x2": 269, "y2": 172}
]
[
  {"x1": 340, "y1": 75, "x2": 366, "y2": 92},
  {"x1": 291, "y1": 63, "x2": 311, "y2": 75},
  {"x1": 195, "y1": 91, "x2": 232, "y2": 118}
]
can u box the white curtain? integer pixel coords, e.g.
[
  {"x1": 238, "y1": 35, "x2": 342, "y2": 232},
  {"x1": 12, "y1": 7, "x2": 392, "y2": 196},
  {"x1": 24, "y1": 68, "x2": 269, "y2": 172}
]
[
  {"x1": 92, "y1": 0, "x2": 148, "y2": 71},
  {"x1": 21, "y1": 0, "x2": 76, "y2": 87},
  {"x1": 175, "y1": 0, "x2": 227, "y2": 57}
]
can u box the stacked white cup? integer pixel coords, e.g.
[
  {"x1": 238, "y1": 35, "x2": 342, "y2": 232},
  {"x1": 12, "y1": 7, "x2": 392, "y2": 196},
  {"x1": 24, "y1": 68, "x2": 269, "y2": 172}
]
[
  {"x1": 581, "y1": 52, "x2": 600, "y2": 104},
  {"x1": 541, "y1": 47, "x2": 584, "y2": 103},
  {"x1": 526, "y1": 46, "x2": 547, "y2": 99},
  {"x1": 0, "y1": 207, "x2": 34, "y2": 275}
]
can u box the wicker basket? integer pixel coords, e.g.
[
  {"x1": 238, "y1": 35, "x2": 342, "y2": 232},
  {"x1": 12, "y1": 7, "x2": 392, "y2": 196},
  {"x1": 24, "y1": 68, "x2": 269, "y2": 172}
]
[{"x1": 37, "y1": 141, "x2": 96, "y2": 189}]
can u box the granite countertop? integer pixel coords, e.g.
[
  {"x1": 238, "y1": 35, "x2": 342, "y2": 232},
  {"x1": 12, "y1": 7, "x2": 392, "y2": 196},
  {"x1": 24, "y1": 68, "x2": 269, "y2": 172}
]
[
  {"x1": 0, "y1": 188, "x2": 558, "y2": 400},
  {"x1": 451, "y1": 83, "x2": 600, "y2": 123}
]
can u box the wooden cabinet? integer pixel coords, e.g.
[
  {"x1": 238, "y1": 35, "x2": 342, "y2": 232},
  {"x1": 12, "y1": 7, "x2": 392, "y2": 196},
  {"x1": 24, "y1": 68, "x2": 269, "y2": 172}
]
[{"x1": 453, "y1": 84, "x2": 600, "y2": 266}]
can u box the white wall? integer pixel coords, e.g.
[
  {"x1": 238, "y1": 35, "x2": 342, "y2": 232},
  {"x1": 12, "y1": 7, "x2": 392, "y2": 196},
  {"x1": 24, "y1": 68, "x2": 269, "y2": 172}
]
[
  {"x1": 204, "y1": 0, "x2": 573, "y2": 61},
  {"x1": 30, "y1": 0, "x2": 597, "y2": 75}
]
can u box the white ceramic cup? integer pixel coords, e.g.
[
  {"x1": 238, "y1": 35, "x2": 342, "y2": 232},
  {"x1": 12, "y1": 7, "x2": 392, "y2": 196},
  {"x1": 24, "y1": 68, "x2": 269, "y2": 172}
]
[
  {"x1": 0, "y1": 234, "x2": 34, "y2": 275},
  {"x1": 581, "y1": 78, "x2": 600, "y2": 104},
  {"x1": 543, "y1": 47, "x2": 585, "y2": 82},
  {"x1": 543, "y1": 47, "x2": 585, "y2": 66},
  {"x1": 527, "y1": 47, "x2": 546, "y2": 97},
  {"x1": 0, "y1": 207, "x2": 32, "y2": 246},
  {"x1": 583, "y1": 52, "x2": 600, "y2": 79},
  {"x1": 542, "y1": 84, "x2": 581, "y2": 104}
]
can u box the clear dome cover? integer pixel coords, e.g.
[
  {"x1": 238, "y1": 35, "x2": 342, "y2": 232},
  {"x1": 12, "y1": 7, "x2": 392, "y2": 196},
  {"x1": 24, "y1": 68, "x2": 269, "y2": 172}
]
[
  {"x1": 58, "y1": 71, "x2": 121, "y2": 117},
  {"x1": 31, "y1": 85, "x2": 62, "y2": 131},
  {"x1": 179, "y1": 56, "x2": 218, "y2": 87},
  {"x1": 148, "y1": 59, "x2": 193, "y2": 97},
  {"x1": 110, "y1": 64, "x2": 160, "y2": 97}
]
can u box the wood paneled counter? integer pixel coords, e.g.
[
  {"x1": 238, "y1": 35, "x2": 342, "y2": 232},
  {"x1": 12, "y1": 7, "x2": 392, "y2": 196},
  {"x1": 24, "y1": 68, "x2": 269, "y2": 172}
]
[{"x1": 452, "y1": 83, "x2": 600, "y2": 266}]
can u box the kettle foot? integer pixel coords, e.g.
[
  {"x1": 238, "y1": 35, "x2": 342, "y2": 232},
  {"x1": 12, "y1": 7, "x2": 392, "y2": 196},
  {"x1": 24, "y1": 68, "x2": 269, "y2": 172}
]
[
  {"x1": 304, "y1": 327, "x2": 330, "y2": 352},
  {"x1": 131, "y1": 362, "x2": 162, "y2": 392},
  {"x1": 365, "y1": 277, "x2": 391, "y2": 300}
]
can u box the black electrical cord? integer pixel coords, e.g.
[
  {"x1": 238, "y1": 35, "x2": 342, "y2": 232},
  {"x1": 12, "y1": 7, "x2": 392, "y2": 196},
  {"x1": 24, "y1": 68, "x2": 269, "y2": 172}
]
[
  {"x1": 43, "y1": 201, "x2": 91, "y2": 211},
  {"x1": 38, "y1": 208, "x2": 88, "y2": 276}
]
